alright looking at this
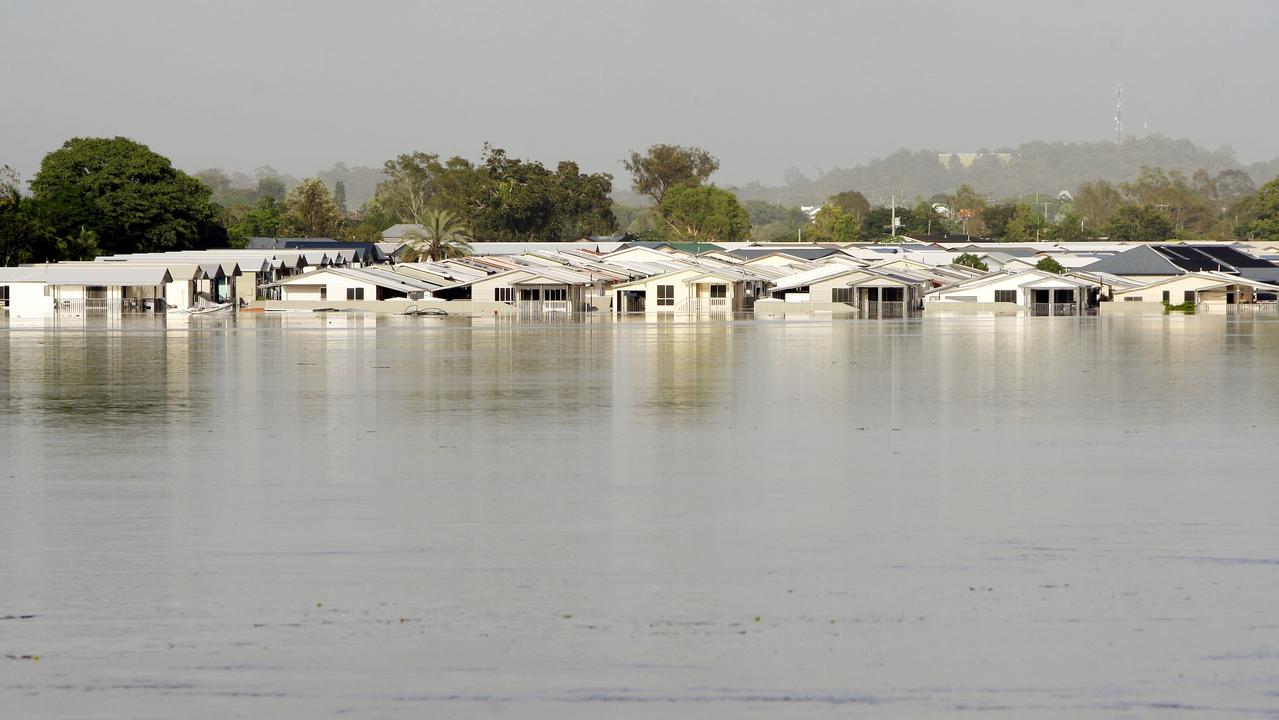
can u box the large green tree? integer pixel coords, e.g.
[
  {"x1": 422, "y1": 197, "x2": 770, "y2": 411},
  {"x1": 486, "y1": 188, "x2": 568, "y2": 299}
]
[
  {"x1": 29, "y1": 137, "x2": 227, "y2": 254},
  {"x1": 1, "y1": 166, "x2": 59, "y2": 265},
  {"x1": 281, "y1": 177, "x2": 345, "y2": 237},
  {"x1": 1231, "y1": 176, "x2": 1279, "y2": 240},
  {"x1": 811, "y1": 204, "x2": 861, "y2": 241},
  {"x1": 1103, "y1": 204, "x2": 1176, "y2": 241},
  {"x1": 623, "y1": 144, "x2": 719, "y2": 204},
  {"x1": 827, "y1": 190, "x2": 871, "y2": 219},
  {"x1": 369, "y1": 146, "x2": 616, "y2": 241},
  {"x1": 658, "y1": 184, "x2": 750, "y2": 243}
]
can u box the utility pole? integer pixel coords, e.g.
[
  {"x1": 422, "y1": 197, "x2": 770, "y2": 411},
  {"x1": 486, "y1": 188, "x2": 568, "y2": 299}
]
[{"x1": 890, "y1": 195, "x2": 897, "y2": 239}]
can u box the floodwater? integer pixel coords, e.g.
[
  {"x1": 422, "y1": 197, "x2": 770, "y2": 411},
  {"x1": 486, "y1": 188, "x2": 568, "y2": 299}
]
[{"x1": 2, "y1": 312, "x2": 1279, "y2": 719}]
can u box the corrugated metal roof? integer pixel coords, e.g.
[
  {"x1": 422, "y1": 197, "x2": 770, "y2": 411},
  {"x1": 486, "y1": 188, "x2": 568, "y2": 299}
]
[{"x1": 45, "y1": 266, "x2": 172, "y2": 286}]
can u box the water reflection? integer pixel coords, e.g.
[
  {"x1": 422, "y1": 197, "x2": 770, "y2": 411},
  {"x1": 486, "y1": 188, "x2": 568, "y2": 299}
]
[{"x1": 4, "y1": 312, "x2": 1279, "y2": 718}]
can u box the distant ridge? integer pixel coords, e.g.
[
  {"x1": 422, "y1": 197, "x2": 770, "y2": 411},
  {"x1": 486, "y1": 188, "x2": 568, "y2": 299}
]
[{"x1": 729, "y1": 136, "x2": 1279, "y2": 206}]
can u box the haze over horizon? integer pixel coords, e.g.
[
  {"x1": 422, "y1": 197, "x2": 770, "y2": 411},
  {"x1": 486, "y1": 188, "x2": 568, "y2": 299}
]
[{"x1": 3, "y1": 0, "x2": 1278, "y2": 189}]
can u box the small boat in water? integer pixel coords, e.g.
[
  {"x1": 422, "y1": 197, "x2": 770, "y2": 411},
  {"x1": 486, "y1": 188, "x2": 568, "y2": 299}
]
[{"x1": 186, "y1": 303, "x2": 234, "y2": 315}]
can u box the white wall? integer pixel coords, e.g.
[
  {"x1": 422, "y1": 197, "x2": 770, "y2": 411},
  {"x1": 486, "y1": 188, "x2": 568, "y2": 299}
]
[{"x1": 3, "y1": 282, "x2": 51, "y2": 316}]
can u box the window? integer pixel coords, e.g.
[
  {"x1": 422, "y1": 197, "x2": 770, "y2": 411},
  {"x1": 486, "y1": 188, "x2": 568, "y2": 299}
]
[
  {"x1": 494, "y1": 287, "x2": 513, "y2": 303},
  {"x1": 709, "y1": 284, "x2": 727, "y2": 298},
  {"x1": 994, "y1": 290, "x2": 1017, "y2": 303},
  {"x1": 544, "y1": 287, "x2": 567, "y2": 301},
  {"x1": 346, "y1": 287, "x2": 364, "y2": 300},
  {"x1": 1162, "y1": 290, "x2": 1171, "y2": 303},
  {"x1": 832, "y1": 287, "x2": 854, "y2": 303},
  {"x1": 320, "y1": 287, "x2": 327, "y2": 300},
  {"x1": 1184, "y1": 291, "x2": 1195, "y2": 303},
  {"x1": 520, "y1": 288, "x2": 540, "y2": 301},
  {"x1": 657, "y1": 284, "x2": 674, "y2": 306},
  {"x1": 1124, "y1": 296, "x2": 1143, "y2": 302},
  {"x1": 0, "y1": 285, "x2": 8, "y2": 308}
]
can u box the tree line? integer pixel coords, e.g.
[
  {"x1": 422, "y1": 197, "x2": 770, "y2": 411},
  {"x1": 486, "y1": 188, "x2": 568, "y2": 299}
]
[{"x1": 5, "y1": 136, "x2": 1279, "y2": 267}]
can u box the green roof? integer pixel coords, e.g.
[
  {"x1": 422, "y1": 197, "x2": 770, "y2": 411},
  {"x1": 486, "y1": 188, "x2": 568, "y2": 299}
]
[{"x1": 624, "y1": 241, "x2": 724, "y2": 254}]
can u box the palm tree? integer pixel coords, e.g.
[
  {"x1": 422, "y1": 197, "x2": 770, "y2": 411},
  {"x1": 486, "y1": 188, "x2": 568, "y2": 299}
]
[{"x1": 403, "y1": 209, "x2": 473, "y2": 261}]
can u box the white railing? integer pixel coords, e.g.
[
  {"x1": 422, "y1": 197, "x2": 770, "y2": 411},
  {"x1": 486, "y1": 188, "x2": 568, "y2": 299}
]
[{"x1": 708, "y1": 297, "x2": 728, "y2": 308}]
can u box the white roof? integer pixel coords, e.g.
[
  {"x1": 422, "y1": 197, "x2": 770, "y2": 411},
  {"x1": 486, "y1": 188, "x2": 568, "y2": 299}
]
[{"x1": 44, "y1": 265, "x2": 172, "y2": 286}]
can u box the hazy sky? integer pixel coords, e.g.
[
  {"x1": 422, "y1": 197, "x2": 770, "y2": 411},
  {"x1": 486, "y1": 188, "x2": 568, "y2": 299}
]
[{"x1": 3, "y1": 0, "x2": 1277, "y2": 187}]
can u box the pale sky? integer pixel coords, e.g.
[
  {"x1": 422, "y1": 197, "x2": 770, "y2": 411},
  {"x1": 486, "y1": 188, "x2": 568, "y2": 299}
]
[{"x1": 2, "y1": 0, "x2": 1277, "y2": 187}]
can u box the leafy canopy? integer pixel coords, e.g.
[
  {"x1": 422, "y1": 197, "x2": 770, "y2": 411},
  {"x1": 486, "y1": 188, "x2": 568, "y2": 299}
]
[
  {"x1": 29, "y1": 136, "x2": 226, "y2": 254},
  {"x1": 658, "y1": 184, "x2": 750, "y2": 243},
  {"x1": 403, "y1": 209, "x2": 473, "y2": 261},
  {"x1": 623, "y1": 144, "x2": 719, "y2": 204}
]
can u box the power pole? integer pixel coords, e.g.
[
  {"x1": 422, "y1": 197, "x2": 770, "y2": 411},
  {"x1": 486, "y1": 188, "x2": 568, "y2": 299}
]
[{"x1": 890, "y1": 195, "x2": 897, "y2": 239}]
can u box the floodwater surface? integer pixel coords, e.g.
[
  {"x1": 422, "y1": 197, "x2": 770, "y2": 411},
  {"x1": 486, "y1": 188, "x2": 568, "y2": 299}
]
[{"x1": 2, "y1": 312, "x2": 1279, "y2": 718}]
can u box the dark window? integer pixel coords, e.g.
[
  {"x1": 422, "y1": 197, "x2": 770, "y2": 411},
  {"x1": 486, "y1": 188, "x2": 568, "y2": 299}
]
[
  {"x1": 520, "y1": 288, "x2": 540, "y2": 301},
  {"x1": 1184, "y1": 291, "x2": 1195, "y2": 303},
  {"x1": 657, "y1": 284, "x2": 674, "y2": 306},
  {"x1": 709, "y1": 284, "x2": 727, "y2": 298},
  {"x1": 1162, "y1": 290, "x2": 1171, "y2": 302},
  {"x1": 494, "y1": 288, "x2": 513, "y2": 303},
  {"x1": 1125, "y1": 297, "x2": 1142, "y2": 302},
  {"x1": 320, "y1": 287, "x2": 327, "y2": 300},
  {"x1": 832, "y1": 287, "x2": 854, "y2": 303},
  {"x1": 544, "y1": 288, "x2": 567, "y2": 301},
  {"x1": 0, "y1": 285, "x2": 8, "y2": 308},
  {"x1": 346, "y1": 287, "x2": 364, "y2": 300},
  {"x1": 994, "y1": 290, "x2": 1017, "y2": 303}
]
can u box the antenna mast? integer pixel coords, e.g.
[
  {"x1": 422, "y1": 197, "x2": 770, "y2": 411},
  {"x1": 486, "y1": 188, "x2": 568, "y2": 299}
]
[{"x1": 1114, "y1": 83, "x2": 1124, "y2": 146}]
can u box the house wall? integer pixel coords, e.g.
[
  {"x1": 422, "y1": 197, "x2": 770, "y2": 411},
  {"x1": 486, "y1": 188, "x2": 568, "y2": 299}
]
[
  {"x1": 613, "y1": 268, "x2": 704, "y2": 313},
  {"x1": 472, "y1": 271, "x2": 535, "y2": 303},
  {"x1": 1113, "y1": 276, "x2": 1229, "y2": 303},
  {"x1": 3, "y1": 282, "x2": 52, "y2": 316},
  {"x1": 280, "y1": 273, "x2": 383, "y2": 302}
]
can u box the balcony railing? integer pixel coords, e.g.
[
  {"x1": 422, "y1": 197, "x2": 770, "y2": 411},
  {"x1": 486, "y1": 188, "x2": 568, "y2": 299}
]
[{"x1": 1032, "y1": 302, "x2": 1077, "y2": 316}]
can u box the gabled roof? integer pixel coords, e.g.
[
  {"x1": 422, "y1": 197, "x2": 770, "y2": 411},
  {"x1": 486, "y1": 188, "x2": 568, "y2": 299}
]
[
  {"x1": 928, "y1": 268, "x2": 1097, "y2": 296},
  {"x1": 45, "y1": 265, "x2": 173, "y2": 286},
  {"x1": 769, "y1": 264, "x2": 868, "y2": 292},
  {"x1": 267, "y1": 266, "x2": 431, "y2": 294},
  {"x1": 1083, "y1": 245, "x2": 1185, "y2": 276}
]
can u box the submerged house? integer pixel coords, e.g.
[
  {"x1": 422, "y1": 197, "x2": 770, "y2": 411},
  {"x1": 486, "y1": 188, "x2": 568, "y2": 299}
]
[
  {"x1": 609, "y1": 265, "x2": 771, "y2": 314},
  {"x1": 0, "y1": 265, "x2": 173, "y2": 315},
  {"x1": 1108, "y1": 272, "x2": 1279, "y2": 309},
  {"x1": 432, "y1": 266, "x2": 597, "y2": 312},
  {"x1": 266, "y1": 267, "x2": 433, "y2": 302},
  {"x1": 925, "y1": 269, "x2": 1100, "y2": 315}
]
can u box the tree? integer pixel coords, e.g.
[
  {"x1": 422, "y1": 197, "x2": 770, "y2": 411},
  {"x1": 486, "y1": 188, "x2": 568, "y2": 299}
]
[
  {"x1": 1103, "y1": 204, "x2": 1175, "y2": 241},
  {"x1": 403, "y1": 209, "x2": 473, "y2": 261},
  {"x1": 29, "y1": 136, "x2": 227, "y2": 254},
  {"x1": 334, "y1": 180, "x2": 347, "y2": 214},
  {"x1": 58, "y1": 226, "x2": 101, "y2": 260},
  {"x1": 1004, "y1": 203, "x2": 1049, "y2": 241},
  {"x1": 953, "y1": 253, "x2": 988, "y2": 271},
  {"x1": 1074, "y1": 180, "x2": 1124, "y2": 230},
  {"x1": 1231, "y1": 177, "x2": 1279, "y2": 240},
  {"x1": 1, "y1": 167, "x2": 59, "y2": 265},
  {"x1": 1035, "y1": 256, "x2": 1065, "y2": 274},
  {"x1": 827, "y1": 190, "x2": 870, "y2": 219},
  {"x1": 282, "y1": 178, "x2": 345, "y2": 237},
  {"x1": 810, "y1": 204, "x2": 861, "y2": 241},
  {"x1": 1048, "y1": 209, "x2": 1087, "y2": 242},
  {"x1": 623, "y1": 144, "x2": 719, "y2": 204},
  {"x1": 256, "y1": 176, "x2": 286, "y2": 202},
  {"x1": 228, "y1": 196, "x2": 284, "y2": 241},
  {"x1": 980, "y1": 203, "x2": 1018, "y2": 239},
  {"x1": 370, "y1": 152, "x2": 441, "y2": 222},
  {"x1": 657, "y1": 184, "x2": 750, "y2": 243}
]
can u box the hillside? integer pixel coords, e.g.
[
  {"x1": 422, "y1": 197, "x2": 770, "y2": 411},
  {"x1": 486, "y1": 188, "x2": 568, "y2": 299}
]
[{"x1": 729, "y1": 136, "x2": 1276, "y2": 206}]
